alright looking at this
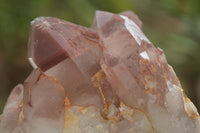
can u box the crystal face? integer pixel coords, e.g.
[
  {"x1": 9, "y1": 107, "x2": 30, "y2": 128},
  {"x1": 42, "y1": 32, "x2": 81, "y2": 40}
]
[{"x1": 0, "y1": 11, "x2": 200, "y2": 133}]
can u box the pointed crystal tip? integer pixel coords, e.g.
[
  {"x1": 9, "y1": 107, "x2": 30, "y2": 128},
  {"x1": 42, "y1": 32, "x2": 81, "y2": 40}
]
[{"x1": 28, "y1": 17, "x2": 68, "y2": 71}]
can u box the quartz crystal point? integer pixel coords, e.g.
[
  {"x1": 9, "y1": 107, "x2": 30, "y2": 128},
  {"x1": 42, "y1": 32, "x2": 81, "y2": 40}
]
[{"x1": 0, "y1": 11, "x2": 200, "y2": 133}]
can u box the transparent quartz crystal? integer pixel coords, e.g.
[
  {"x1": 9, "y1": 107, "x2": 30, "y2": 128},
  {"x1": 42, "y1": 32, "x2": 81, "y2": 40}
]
[{"x1": 0, "y1": 11, "x2": 200, "y2": 133}]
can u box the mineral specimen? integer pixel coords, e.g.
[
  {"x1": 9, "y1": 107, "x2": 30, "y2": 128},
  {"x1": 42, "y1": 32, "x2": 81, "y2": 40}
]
[{"x1": 0, "y1": 11, "x2": 200, "y2": 133}]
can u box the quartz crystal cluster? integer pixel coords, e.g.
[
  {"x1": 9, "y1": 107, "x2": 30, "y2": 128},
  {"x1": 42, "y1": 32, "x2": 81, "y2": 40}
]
[{"x1": 0, "y1": 11, "x2": 200, "y2": 133}]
